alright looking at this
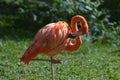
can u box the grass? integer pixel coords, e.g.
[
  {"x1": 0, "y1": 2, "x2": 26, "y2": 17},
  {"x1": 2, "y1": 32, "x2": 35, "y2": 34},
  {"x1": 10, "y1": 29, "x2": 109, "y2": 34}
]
[
  {"x1": 0, "y1": 38, "x2": 120, "y2": 80},
  {"x1": 0, "y1": 27, "x2": 120, "y2": 80}
]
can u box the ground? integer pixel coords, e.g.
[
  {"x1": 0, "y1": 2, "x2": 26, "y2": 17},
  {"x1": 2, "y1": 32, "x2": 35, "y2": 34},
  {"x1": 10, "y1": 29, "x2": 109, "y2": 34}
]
[{"x1": 0, "y1": 39, "x2": 120, "y2": 80}]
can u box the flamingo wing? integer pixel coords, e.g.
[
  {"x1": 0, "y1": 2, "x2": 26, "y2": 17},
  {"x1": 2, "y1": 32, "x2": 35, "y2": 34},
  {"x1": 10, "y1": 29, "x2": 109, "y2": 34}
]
[{"x1": 21, "y1": 22, "x2": 70, "y2": 64}]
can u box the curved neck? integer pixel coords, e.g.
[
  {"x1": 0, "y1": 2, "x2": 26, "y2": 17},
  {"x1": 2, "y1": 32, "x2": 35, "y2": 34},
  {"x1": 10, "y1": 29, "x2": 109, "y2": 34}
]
[
  {"x1": 65, "y1": 15, "x2": 88, "y2": 52},
  {"x1": 70, "y1": 15, "x2": 88, "y2": 35}
]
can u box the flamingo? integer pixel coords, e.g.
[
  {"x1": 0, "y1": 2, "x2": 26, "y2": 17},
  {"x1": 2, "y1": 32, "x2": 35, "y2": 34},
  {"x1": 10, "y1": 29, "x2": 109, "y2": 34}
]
[{"x1": 20, "y1": 15, "x2": 88, "y2": 80}]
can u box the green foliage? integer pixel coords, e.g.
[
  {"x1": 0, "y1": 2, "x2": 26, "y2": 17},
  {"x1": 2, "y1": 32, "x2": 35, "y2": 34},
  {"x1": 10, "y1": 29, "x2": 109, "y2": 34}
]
[
  {"x1": 0, "y1": 0, "x2": 49, "y2": 29},
  {"x1": 104, "y1": 25, "x2": 120, "y2": 46},
  {"x1": 0, "y1": 40, "x2": 120, "y2": 80},
  {"x1": 0, "y1": 0, "x2": 104, "y2": 29},
  {"x1": 98, "y1": 0, "x2": 120, "y2": 25},
  {"x1": 0, "y1": 0, "x2": 120, "y2": 46}
]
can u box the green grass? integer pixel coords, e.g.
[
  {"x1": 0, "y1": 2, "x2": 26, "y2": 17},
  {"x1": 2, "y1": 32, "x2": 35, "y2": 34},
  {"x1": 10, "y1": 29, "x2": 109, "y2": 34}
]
[{"x1": 0, "y1": 38, "x2": 120, "y2": 80}]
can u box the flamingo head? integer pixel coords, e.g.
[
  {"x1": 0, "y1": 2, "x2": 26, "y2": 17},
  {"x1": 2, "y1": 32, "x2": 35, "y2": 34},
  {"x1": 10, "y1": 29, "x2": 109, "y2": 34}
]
[{"x1": 68, "y1": 24, "x2": 88, "y2": 39}]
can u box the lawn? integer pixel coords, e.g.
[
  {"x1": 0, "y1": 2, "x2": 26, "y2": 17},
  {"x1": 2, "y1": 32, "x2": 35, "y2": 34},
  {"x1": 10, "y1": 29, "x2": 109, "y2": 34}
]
[{"x1": 0, "y1": 37, "x2": 120, "y2": 80}]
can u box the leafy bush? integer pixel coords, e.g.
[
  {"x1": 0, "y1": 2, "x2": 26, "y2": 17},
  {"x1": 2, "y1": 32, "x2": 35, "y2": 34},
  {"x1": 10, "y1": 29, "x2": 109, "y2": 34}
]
[
  {"x1": 0, "y1": 0, "x2": 49, "y2": 29},
  {"x1": 0, "y1": 0, "x2": 104, "y2": 29},
  {"x1": 98, "y1": 0, "x2": 120, "y2": 25},
  {"x1": 0, "y1": 0, "x2": 119, "y2": 46},
  {"x1": 104, "y1": 25, "x2": 120, "y2": 46}
]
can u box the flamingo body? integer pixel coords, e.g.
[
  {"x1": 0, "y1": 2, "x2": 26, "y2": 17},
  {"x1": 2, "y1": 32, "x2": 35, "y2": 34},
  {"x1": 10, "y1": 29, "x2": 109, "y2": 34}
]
[{"x1": 21, "y1": 15, "x2": 88, "y2": 64}]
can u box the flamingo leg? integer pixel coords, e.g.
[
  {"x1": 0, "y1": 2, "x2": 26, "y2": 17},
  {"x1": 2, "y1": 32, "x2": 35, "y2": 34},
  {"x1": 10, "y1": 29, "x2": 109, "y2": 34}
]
[
  {"x1": 31, "y1": 57, "x2": 62, "y2": 80},
  {"x1": 51, "y1": 57, "x2": 55, "y2": 80}
]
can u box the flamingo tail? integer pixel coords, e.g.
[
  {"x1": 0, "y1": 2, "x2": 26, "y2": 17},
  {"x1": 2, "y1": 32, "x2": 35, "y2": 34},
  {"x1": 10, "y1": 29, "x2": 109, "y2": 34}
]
[{"x1": 20, "y1": 43, "x2": 40, "y2": 64}]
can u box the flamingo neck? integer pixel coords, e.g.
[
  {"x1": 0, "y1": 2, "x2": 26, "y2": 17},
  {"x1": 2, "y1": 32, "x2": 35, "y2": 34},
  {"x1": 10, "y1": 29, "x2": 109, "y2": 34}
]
[{"x1": 70, "y1": 15, "x2": 88, "y2": 35}]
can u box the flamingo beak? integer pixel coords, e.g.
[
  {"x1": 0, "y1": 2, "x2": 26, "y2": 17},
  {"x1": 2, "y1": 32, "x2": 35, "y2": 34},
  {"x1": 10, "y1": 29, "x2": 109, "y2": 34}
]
[{"x1": 68, "y1": 32, "x2": 82, "y2": 39}]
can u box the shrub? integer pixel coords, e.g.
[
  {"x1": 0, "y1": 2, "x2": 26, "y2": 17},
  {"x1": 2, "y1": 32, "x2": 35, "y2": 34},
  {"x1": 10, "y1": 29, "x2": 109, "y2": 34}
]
[{"x1": 0, "y1": 0, "x2": 119, "y2": 46}]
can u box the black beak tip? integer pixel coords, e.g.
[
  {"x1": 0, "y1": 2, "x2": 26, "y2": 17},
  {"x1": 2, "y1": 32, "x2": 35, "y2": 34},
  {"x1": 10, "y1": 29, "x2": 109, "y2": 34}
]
[{"x1": 68, "y1": 34, "x2": 76, "y2": 39}]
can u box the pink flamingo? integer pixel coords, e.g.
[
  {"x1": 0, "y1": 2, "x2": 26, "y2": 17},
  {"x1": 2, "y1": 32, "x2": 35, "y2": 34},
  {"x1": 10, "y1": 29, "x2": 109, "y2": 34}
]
[{"x1": 21, "y1": 15, "x2": 88, "y2": 80}]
